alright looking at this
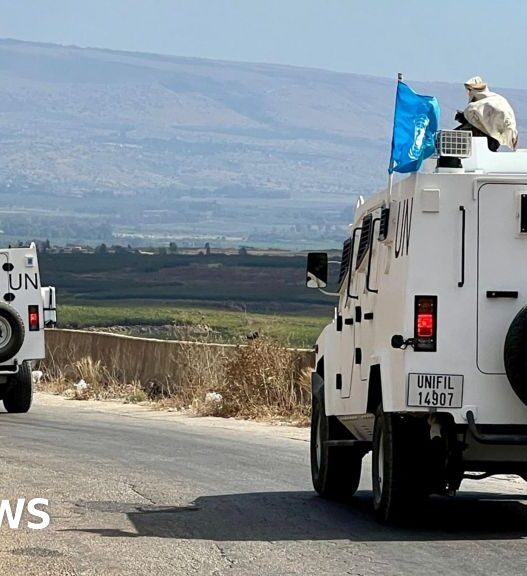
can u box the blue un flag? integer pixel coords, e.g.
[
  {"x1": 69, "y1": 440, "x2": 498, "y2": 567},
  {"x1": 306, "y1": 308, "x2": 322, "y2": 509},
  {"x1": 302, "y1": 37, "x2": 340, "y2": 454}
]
[{"x1": 389, "y1": 81, "x2": 440, "y2": 174}]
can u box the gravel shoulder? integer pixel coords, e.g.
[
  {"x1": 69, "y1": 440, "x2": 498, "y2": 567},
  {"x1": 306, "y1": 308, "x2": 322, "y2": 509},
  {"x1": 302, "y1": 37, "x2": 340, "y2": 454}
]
[{"x1": 35, "y1": 392, "x2": 310, "y2": 441}]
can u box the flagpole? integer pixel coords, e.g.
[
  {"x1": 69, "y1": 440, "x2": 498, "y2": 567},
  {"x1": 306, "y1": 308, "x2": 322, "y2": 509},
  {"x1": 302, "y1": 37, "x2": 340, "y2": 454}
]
[{"x1": 386, "y1": 72, "x2": 403, "y2": 206}]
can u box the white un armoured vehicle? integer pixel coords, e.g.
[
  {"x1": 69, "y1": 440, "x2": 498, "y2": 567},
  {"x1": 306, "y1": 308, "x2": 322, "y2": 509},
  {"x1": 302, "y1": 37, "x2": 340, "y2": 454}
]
[
  {"x1": 0, "y1": 243, "x2": 56, "y2": 414},
  {"x1": 307, "y1": 132, "x2": 527, "y2": 522}
]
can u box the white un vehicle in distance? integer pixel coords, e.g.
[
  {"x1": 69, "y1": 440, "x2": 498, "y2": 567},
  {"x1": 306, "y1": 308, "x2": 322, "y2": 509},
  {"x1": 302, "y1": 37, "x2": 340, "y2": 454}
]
[
  {"x1": 307, "y1": 132, "x2": 527, "y2": 522},
  {"x1": 0, "y1": 243, "x2": 56, "y2": 414}
]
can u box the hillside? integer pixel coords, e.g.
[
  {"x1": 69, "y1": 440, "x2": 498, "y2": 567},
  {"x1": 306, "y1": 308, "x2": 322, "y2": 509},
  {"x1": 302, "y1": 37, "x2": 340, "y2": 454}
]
[{"x1": 0, "y1": 39, "x2": 526, "y2": 247}]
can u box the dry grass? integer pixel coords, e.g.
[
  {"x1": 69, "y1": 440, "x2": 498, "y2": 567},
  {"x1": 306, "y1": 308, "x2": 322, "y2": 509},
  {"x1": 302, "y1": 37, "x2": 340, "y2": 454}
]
[
  {"x1": 219, "y1": 338, "x2": 310, "y2": 420},
  {"x1": 40, "y1": 331, "x2": 313, "y2": 424},
  {"x1": 42, "y1": 353, "x2": 148, "y2": 403}
]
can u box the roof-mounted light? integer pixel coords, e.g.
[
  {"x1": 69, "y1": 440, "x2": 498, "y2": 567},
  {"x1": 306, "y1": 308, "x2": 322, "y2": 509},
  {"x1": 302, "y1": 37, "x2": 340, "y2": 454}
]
[{"x1": 436, "y1": 130, "x2": 472, "y2": 158}]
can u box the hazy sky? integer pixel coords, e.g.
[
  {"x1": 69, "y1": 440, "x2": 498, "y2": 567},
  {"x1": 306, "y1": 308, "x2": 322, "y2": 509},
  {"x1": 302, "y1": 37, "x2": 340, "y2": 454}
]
[{"x1": 0, "y1": 0, "x2": 525, "y2": 88}]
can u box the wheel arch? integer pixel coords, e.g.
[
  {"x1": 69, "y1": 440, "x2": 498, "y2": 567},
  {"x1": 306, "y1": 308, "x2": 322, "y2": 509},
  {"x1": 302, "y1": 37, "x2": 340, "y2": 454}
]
[
  {"x1": 367, "y1": 363, "x2": 383, "y2": 414},
  {"x1": 312, "y1": 363, "x2": 324, "y2": 404}
]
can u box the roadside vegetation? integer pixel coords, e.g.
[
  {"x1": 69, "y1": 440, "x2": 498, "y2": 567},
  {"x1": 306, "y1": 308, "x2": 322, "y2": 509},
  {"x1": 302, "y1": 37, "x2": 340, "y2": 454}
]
[{"x1": 40, "y1": 335, "x2": 312, "y2": 424}]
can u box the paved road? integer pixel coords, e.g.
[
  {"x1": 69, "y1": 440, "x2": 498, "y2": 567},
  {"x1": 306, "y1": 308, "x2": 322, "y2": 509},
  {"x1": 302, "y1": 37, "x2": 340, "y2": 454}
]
[{"x1": 0, "y1": 394, "x2": 526, "y2": 575}]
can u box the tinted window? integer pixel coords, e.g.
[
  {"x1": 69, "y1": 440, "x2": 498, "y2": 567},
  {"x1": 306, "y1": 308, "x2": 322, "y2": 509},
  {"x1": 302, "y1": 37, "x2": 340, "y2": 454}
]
[
  {"x1": 337, "y1": 238, "x2": 352, "y2": 287},
  {"x1": 355, "y1": 214, "x2": 372, "y2": 270}
]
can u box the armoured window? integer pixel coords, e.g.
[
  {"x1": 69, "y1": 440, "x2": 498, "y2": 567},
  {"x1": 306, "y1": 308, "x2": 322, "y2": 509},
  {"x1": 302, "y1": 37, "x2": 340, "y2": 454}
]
[
  {"x1": 355, "y1": 214, "x2": 373, "y2": 270},
  {"x1": 337, "y1": 237, "x2": 352, "y2": 287}
]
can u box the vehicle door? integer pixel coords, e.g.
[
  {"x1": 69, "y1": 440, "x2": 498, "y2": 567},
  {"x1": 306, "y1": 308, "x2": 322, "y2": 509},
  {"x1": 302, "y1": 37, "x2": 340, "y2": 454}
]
[
  {"x1": 352, "y1": 211, "x2": 382, "y2": 382},
  {"x1": 477, "y1": 183, "x2": 527, "y2": 374},
  {"x1": 0, "y1": 251, "x2": 11, "y2": 301},
  {"x1": 337, "y1": 234, "x2": 358, "y2": 399}
]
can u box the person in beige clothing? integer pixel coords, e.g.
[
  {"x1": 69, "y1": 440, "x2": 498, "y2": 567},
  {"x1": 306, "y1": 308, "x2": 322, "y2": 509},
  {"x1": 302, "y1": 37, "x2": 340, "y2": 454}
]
[{"x1": 455, "y1": 76, "x2": 518, "y2": 151}]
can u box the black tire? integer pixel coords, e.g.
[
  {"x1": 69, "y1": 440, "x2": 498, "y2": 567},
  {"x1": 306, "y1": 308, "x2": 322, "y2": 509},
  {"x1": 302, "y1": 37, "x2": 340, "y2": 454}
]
[
  {"x1": 372, "y1": 407, "x2": 427, "y2": 524},
  {"x1": 0, "y1": 304, "x2": 24, "y2": 363},
  {"x1": 504, "y1": 305, "x2": 527, "y2": 405},
  {"x1": 310, "y1": 392, "x2": 362, "y2": 500},
  {"x1": 4, "y1": 361, "x2": 33, "y2": 413}
]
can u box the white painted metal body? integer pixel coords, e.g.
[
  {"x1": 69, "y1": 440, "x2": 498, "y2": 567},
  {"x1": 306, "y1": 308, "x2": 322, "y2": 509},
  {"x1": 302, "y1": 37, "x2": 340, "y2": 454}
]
[
  {"x1": 315, "y1": 138, "x2": 527, "y2": 451},
  {"x1": 0, "y1": 243, "x2": 54, "y2": 376}
]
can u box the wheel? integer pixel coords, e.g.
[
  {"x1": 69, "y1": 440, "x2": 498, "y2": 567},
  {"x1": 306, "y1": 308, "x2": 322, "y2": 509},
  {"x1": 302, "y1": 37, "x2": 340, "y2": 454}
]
[
  {"x1": 0, "y1": 304, "x2": 24, "y2": 363},
  {"x1": 504, "y1": 305, "x2": 527, "y2": 405},
  {"x1": 4, "y1": 361, "x2": 33, "y2": 413},
  {"x1": 372, "y1": 407, "x2": 406, "y2": 523},
  {"x1": 310, "y1": 392, "x2": 362, "y2": 500},
  {"x1": 372, "y1": 406, "x2": 427, "y2": 524}
]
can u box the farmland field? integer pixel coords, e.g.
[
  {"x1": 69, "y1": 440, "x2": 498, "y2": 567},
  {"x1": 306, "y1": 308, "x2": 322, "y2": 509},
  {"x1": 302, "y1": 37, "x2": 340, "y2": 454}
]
[
  {"x1": 41, "y1": 251, "x2": 335, "y2": 347},
  {"x1": 57, "y1": 302, "x2": 328, "y2": 348},
  {"x1": 40, "y1": 251, "x2": 335, "y2": 312}
]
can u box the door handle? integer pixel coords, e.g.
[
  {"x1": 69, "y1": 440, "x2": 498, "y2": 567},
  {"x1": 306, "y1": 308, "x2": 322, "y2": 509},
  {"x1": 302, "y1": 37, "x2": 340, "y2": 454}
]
[
  {"x1": 486, "y1": 291, "x2": 518, "y2": 298},
  {"x1": 458, "y1": 206, "x2": 465, "y2": 287}
]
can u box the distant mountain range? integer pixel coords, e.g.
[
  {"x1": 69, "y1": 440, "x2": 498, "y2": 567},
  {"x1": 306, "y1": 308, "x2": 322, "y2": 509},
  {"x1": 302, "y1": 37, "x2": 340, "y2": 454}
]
[{"x1": 0, "y1": 38, "x2": 525, "y2": 247}]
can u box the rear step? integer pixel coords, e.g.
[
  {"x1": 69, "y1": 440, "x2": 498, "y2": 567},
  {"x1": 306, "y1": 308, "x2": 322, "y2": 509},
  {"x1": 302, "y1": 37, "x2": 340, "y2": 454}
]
[
  {"x1": 467, "y1": 410, "x2": 527, "y2": 445},
  {"x1": 325, "y1": 439, "x2": 372, "y2": 454}
]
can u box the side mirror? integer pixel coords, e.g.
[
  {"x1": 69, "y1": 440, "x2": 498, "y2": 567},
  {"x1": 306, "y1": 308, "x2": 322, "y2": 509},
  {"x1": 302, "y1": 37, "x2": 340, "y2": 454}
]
[{"x1": 306, "y1": 252, "x2": 328, "y2": 289}]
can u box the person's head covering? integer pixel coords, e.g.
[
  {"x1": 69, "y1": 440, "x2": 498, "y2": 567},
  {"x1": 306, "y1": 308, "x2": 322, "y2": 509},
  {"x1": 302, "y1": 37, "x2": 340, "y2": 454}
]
[
  {"x1": 463, "y1": 76, "x2": 518, "y2": 149},
  {"x1": 464, "y1": 76, "x2": 488, "y2": 91}
]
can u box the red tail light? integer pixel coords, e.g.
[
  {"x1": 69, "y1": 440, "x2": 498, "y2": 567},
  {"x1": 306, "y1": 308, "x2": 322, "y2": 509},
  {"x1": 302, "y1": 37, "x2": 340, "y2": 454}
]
[
  {"x1": 414, "y1": 296, "x2": 437, "y2": 351},
  {"x1": 28, "y1": 305, "x2": 40, "y2": 331},
  {"x1": 417, "y1": 313, "x2": 434, "y2": 338}
]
